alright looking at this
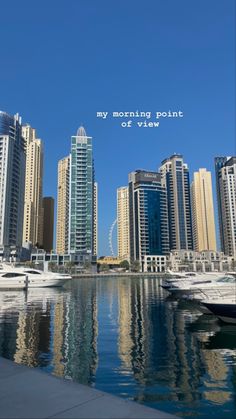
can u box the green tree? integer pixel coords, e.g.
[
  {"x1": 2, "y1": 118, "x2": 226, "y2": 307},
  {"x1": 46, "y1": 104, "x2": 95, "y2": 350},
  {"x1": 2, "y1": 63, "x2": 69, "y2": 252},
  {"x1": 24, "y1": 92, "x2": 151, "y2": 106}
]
[
  {"x1": 99, "y1": 263, "x2": 109, "y2": 272},
  {"x1": 131, "y1": 260, "x2": 140, "y2": 272},
  {"x1": 231, "y1": 259, "x2": 236, "y2": 271},
  {"x1": 24, "y1": 261, "x2": 36, "y2": 269},
  {"x1": 84, "y1": 260, "x2": 92, "y2": 271},
  {"x1": 48, "y1": 262, "x2": 57, "y2": 272},
  {"x1": 65, "y1": 261, "x2": 75, "y2": 273},
  {"x1": 120, "y1": 260, "x2": 130, "y2": 270}
]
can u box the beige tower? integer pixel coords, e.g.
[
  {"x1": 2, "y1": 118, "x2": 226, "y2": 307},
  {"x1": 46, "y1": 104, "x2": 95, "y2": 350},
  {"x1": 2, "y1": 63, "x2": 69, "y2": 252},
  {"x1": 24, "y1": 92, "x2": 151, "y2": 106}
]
[
  {"x1": 56, "y1": 156, "x2": 70, "y2": 253},
  {"x1": 93, "y1": 182, "x2": 98, "y2": 256},
  {"x1": 22, "y1": 125, "x2": 44, "y2": 247},
  {"x1": 191, "y1": 168, "x2": 217, "y2": 251},
  {"x1": 117, "y1": 186, "x2": 130, "y2": 261}
]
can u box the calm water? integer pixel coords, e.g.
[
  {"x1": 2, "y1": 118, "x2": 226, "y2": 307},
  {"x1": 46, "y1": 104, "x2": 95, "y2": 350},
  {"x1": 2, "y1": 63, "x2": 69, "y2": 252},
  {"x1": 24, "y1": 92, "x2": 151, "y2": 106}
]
[{"x1": 0, "y1": 276, "x2": 236, "y2": 418}]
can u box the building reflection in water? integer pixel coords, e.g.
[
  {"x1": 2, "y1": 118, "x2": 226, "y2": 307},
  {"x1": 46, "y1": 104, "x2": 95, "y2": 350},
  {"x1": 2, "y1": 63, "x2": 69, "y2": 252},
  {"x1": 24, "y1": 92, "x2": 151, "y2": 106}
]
[
  {"x1": 0, "y1": 277, "x2": 235, "y2": 418},
  {"x1": 0, "y1": 280, "x2": 98, "y2": 385},
  {"x1": 63, "y1": 279, "x2": 98, "y2": 384},
  {"x1": 0, "y1": 291, "x2": 26, "y2": 360},
  {"x1": 117, "y1": 276, "x2": 236, "y2": 409}
]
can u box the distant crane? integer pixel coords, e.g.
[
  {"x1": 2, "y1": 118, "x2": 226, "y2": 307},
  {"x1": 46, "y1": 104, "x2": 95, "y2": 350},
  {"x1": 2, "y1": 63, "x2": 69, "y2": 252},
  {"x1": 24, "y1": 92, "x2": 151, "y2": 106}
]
[{"x1": 109, "y1": 219, "x2": 117, "y2": 256}]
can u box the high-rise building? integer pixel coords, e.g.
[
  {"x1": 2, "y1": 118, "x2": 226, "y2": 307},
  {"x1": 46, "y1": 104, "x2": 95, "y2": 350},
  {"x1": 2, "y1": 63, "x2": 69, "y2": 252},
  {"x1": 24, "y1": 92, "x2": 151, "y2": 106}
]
[
  {"x1": 56, "y1": 156, "x2": 70, "y2": 253},
  {"x1": 69, "y1": 126, "x2": 95, "y2": 257},
  {"x1": 215, "y1": 156, "x2": 231, "y2": 252},
  {"x1": 215, "y1": 157, "x2": 236, "y2": 257},
  {"x1": 93, "y1": 182, "x2": 98, "y2": 256},
  {"x1": 191, "y1": 168, "x2": 217, "y2": 251},
  {"x1": 0, "y1": 111, "x2": 26, "y2": 247},
  {"x1": 22, "y1": 125, "x2": 44, "y2": 247},
  {"x1": 160, "y1": 154, "x2": 193, "y2": 251},
  {"x1": 129, "y1": 170, "x2": 169, "y2": 268},
  {"x1": 42, "y1": 197, "x2": 54, "y2": 252},
  {"x1": 117, "y1": 186, "x2": 130, "y2": 261}
]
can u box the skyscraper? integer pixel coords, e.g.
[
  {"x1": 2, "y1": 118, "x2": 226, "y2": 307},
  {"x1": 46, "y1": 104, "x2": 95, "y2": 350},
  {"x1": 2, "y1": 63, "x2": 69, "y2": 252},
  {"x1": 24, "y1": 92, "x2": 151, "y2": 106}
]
[
  {"x1": 117, "y1": 186, "x2": 130, "y2": 261},
  {"x1": 0, "y1": 111, "x2": 26, "y2": 247},
  {"x1": 93, "y1": 182, "x2": 98, "y2": 256},
  {"x1": 215, "y1": 157, "x2": 236, "y2": 257},
  {"x1": 215, "y1": 156, "x2": 230, "y2": 252},
  {"x1": 56, "y1": 156, "x2": 70, "y2": 253},
  {"x1": 129, "y1": 170, "x2": 169, "y2": 267},
  {"x1": 191, "y1": 168, "x2": 216, "y2": 251},
  {"x1": 160, "y1": 154, "x2": 193, "y2": 251},
  {"x1": 42, "y1": 197, "x2": 54, "y2": 252},
  {"x1": 69, "y1": 126, "x2": 95, "y2": 257},
  {"x1": 22, "y1": 125, "x2": 44, "y2": 247}
]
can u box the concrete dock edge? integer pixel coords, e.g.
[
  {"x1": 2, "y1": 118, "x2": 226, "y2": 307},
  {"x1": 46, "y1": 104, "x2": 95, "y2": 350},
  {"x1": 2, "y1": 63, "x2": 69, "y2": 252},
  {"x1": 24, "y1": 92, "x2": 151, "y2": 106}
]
[{"x1": 0, "y1": 357, "x2": 178, "y2": 419}]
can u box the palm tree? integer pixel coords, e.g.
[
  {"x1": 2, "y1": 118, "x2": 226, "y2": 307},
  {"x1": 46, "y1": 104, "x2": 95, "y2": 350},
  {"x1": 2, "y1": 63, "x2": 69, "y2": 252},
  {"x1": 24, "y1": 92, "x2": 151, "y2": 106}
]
[{"x1": 131, "y1": 260, "x2": 141, "y2": 272}]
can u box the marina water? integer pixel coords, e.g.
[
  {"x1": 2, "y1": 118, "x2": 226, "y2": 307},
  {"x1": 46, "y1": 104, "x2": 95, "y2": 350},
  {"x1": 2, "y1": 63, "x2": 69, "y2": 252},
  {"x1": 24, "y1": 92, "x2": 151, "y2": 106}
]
[{"x1": 0, "y1": 276, "x2": 235, "y2": 418}]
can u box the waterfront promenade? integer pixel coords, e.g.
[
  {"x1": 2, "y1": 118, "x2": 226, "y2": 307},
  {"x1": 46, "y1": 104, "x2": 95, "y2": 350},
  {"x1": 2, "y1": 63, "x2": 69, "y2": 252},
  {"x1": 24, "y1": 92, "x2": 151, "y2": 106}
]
[
  {"x1": 72, "y1": 272, "x2": 165, "y2": 278},
  {"x1": 0, "y1": 357, "x2": 177, "y2": 419}
]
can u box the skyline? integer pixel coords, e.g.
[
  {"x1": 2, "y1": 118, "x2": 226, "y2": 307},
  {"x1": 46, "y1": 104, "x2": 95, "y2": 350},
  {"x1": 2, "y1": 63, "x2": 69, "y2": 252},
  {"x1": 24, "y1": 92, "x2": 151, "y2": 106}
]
[
  {"x1": 0, "y1": 0, "x2": 235, "y2": 254},
  {"x1": 0, "y1": 110, "x2": 234, "y2": 256}
]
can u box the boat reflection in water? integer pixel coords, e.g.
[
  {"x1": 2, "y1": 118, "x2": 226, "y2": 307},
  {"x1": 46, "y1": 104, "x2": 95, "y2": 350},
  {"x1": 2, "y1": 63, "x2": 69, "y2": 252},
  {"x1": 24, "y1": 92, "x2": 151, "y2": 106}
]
[{"x1": 0, "y1": 276, "x2": 235, "y2": 418}]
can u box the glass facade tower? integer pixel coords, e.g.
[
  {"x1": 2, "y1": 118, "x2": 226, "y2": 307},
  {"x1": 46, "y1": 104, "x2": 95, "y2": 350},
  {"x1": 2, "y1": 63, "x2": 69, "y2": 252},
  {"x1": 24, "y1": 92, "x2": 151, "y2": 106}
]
[
  {"x1": 69, "y1": 126, "x2": 95, "y2": 256},
  {"x1": 214, "y1": 156, "x2": 230, "y2": 252},
  {"x1": 129, "y1": 170, "x2": 169, "y2": 266},
  {"x1": 215, "y1": 157, "x2": 236, "y2": 257},
  {"x1": 160, "y1": 154, "x2": 193, "y2": 251},
  {"x1": 0, "y1": 111, "x2": 26, "y2": 247}
]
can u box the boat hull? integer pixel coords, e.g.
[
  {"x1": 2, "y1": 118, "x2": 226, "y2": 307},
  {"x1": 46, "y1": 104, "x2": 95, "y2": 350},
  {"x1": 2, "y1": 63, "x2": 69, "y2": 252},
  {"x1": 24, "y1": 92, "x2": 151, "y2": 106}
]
[
  {"x1": 168, "y1": 285, "x2": 235, "y2": 299},
  {"x1": 27, "y1": 278, "x2": 68, "y2": 288},
  {"x1": 0, "y1": 281, "x2": 26, "y2": 290},
  {"x1": 202, "y1": 302, "x2": 236, "y2": 324}
]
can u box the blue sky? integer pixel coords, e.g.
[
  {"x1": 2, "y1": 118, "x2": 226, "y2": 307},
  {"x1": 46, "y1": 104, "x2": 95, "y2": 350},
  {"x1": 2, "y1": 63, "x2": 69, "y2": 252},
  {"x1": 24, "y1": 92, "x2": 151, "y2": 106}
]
[{"x1": 0, "y1": 0, "x2": 235, "y2": 255}]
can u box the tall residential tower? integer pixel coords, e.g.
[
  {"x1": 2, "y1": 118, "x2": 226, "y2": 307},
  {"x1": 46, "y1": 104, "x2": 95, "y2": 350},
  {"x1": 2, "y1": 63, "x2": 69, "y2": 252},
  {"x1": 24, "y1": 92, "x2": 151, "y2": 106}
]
[
  {"x1": 215, "y1": 157, "x2": 231, "y2": 253},
  {"x1": 191, "y1": 168, "x2": 216, "y2": 251},
  {"x1": 22, "y1": 125, "x2": 44, "y2": 247},
  {"x1": 69, "y1": 126, "x2": 96, "y2": 257},
  {"x1": 215, "y1": 157, "x2": 236, "y2": 257},
  {"x1": 117, "y1": 186, "x2": 130, "y2": 261},
  {"x1": 129, "y1": 170, "x2": 169, "y2": 268},
  {"x1": 0, "y1": 111, "x2": 26, "y2": 247},
  {"x1": 160, "y1": 154, "x2": 193, "y2": 251},
  {"x1": 93, "y1": 182, "x2": 98, "y2": 256},
  {"x1": 43, "y1": 197, "x2": 54, "y2": 252},
  {"x1": 56, "y1": 156, "x2": 70, "y2": 253}
]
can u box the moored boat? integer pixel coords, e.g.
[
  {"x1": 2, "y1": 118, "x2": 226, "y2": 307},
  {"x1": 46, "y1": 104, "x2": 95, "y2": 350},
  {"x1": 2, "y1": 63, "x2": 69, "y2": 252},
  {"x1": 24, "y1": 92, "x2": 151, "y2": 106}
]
[
  {"x1": 166, "y1": 275, "x2": 235, "y2": 298},
  {"x1": 0, "y1": 264, "x2": 72, "y2": 288},
  {"x1": 201, "y1": 297, "x2": 236, "y2": 324},
  {"x1": 0, "y1": 269, "x2": 28, "y2": 290},
  {"x1": 161, "y1": 271, "x2": 227, "y2": 289}
]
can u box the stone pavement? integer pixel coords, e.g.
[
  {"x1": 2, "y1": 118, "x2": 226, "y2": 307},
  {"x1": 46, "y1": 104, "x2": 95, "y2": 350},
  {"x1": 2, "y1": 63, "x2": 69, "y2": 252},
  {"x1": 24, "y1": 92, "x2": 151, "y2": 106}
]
[{"x1": 0, "y1": 357, "x2": 178, "y2": 419}]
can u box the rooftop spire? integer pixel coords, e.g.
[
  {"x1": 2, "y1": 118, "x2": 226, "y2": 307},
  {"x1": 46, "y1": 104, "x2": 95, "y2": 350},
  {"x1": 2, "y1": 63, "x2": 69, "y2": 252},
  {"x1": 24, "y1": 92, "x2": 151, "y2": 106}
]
[{"x1": 77, "y1": 126, "x2": 87, "y2": 137}]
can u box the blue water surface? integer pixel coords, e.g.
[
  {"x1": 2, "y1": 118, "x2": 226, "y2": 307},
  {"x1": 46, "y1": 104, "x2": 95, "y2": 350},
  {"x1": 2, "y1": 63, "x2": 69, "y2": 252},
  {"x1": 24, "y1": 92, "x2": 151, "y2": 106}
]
[{"x1": 0, "y1": 276, "x2": 235, "y2": 419}]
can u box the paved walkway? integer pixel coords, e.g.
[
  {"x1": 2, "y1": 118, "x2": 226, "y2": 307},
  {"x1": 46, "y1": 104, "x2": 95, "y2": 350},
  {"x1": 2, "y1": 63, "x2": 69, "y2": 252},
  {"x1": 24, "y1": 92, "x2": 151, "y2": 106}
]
[{"x1": 0, "y1": 357, "x2": 178, "y2": 419}]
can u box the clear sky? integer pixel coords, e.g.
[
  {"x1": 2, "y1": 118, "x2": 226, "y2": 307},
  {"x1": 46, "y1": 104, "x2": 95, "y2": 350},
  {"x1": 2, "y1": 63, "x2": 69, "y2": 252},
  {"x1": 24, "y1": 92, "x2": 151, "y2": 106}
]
[{"x1": 0, "y1": 0, "x2": 235, "y2": 255}]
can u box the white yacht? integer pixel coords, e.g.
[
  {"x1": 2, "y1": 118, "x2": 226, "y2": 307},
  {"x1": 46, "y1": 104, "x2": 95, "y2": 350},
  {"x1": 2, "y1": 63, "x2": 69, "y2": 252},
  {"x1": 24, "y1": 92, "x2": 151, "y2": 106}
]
[
  {"x1": 166, "y1": 275, "x2": 236, "y2": 299},
  {"x1": 23, "y1": 268, "x2": 72, "y2": 288},
  {"x1": 0, "y1": 264, "x2": 72, "y2": 288},
  {"x1": 0, "y1": 267, "x2": 28, "y2": 290},
  {"x1": 161, "y1": 271, "x2": 226, "y2": 289}
]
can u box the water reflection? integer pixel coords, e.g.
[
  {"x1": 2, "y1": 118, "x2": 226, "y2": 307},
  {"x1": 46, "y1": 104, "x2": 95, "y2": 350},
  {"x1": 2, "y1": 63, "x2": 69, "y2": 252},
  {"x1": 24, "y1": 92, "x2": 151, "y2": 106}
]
[
  {"x1": 0, "y1": 283, "x2": 98, "y2": 385},
  {"x1": 0, "y1": 276, "x2": 235, "y2": 418}
]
